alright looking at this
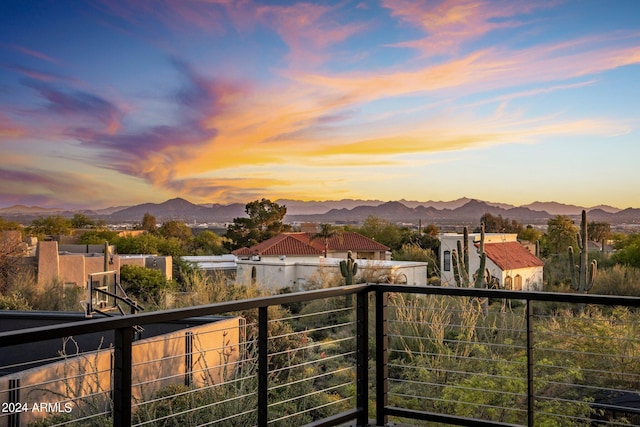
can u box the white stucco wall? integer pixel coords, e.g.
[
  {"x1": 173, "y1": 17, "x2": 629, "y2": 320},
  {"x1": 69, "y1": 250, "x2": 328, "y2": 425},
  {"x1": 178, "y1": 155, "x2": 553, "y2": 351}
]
[
  {"x1": 439, "y1": 233, "x2": 541, "y2": 290},
  {"x1": 236, "y1": 258, "x2": 428, "y2": 292}
]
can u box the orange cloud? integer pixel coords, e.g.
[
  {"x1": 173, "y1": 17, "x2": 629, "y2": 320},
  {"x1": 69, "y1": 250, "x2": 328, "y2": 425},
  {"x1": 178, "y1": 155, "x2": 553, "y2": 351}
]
[{"x1": 381, "y1": 0, "x2": 560, "y2": 56}]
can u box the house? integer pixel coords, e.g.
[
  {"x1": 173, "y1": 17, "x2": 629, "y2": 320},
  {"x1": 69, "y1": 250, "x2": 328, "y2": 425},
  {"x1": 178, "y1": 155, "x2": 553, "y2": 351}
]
[
  {"x1": 232, "y1": 232, "x2": 391, "y2": 261},
  {"x1": 230, "y1": 232, "x2": 425, "y2": 291},
  {"x1": 439, "y1": 233, "x2": 544, "y2": 291},
  {"x1": 34, "y1": 241, "x2": 172, "y2": 288}
]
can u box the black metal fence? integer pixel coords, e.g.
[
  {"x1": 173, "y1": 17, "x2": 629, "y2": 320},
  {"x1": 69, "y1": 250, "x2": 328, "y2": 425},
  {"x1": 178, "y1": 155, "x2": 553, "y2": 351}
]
[{"x1": 1, "y1": 284, "x2": 640, "y2": 427}]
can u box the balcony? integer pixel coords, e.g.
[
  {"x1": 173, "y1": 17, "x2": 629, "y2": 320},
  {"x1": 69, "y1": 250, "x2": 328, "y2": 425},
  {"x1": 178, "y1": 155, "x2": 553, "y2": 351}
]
[{"x1": 1, "y1": 284, "x2": 640, "y2": 426}]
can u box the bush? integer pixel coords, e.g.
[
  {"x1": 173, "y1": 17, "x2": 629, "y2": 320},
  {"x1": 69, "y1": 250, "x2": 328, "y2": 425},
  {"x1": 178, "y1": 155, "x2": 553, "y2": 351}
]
[
  {"x1": 591, "y1": 264, "x2": 640, "y2": 297},
  {"x1": 119, "y1": 264, "x2": 173, "y2": 305}
]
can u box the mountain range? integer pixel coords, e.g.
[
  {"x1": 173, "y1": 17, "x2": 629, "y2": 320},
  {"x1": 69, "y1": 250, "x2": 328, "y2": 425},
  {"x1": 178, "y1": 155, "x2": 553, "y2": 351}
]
[{"x1": 1, "y1": 197, "x2": 637, "y2": 225}]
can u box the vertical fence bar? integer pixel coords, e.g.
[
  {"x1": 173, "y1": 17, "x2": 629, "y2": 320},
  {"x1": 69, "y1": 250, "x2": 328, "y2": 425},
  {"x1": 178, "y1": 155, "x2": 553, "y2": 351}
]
[
  {"x1": 113, "y1": 326, "x2": 133, "y2": 427},
  {"x1": 376, "y1": 289, "x2": 388, "y2": 427},
  {"x1": 356, "y1": 290, "x2": 369, "y2": 427},
  {"x1": 8, "y1": 378, "x2": 20, "y2": 427},
  {"x1": 185, "y1": 331, "x2": 193, "y2": 386},
  {"x1": 258, "y1": 306, "x2": 269, "y2": 427},
  {"x1": 527, "y1": 299, "x2": 534, "y2": 427}
]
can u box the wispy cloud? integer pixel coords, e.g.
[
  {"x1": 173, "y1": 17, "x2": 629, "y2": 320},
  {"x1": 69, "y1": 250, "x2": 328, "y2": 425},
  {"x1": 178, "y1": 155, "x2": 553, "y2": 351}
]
[
  {"x1": 5, "y1": 44, "x2": 60, "y2": 64},
  {"x1": 381, "y1": 0, "x2": 551, "y2": 56},
  {"x1": 23, "y1": 80, "x2": 123, "y2": 133},
  {"x1": 0, "y1": 114, "x2": 25, "y2": 140}
]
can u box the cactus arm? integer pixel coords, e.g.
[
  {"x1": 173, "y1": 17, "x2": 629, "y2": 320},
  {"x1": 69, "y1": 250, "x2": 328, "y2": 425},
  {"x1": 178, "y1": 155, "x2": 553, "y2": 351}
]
[
  {"x1": 586, "y1": 260, "x2": 597, "y2": 291},
  {"x1": 452, "y1": 249, "x2": 464, "y2": 287},
  {"x1": 568, "y1": 246, "x2": 578, "y2": 290},
  {"x1": 352, "y1": 262, "x2": 357, "y2": 276},
  {"x1": 463, "y1": 227, "x2": 469, "y2": 273},
  {"x1": 340, "y1": 260, "x2": 348, "y2": 277}
]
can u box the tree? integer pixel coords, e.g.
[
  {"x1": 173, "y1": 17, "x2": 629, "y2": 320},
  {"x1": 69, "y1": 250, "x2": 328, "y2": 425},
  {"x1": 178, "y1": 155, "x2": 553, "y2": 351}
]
[
  {"x1": 70, "y1": 213, "x2": 94, "y2": 229},
  {"x1": 29, "y1": 215, "x2": 72, "y2": 236},
  {"x1": 588, "y1": 221, "x2": 611, "y2": 243},
  {"x1": 226, "y1": 199, "x2": 290, "y2": 249},
  {"x1": 0, "y1": 217, "x2": 22, "y2": 232},
  {"x1": 310, "y1": 224, "x2": 339, "y2": 257},
  {"x1": 141, "y1": 213, "x2": 157, "y2": 232},
  {"x1": 358, "y1": 215, "x2": 405, "y2": 251},
  {"x1": 518, "y1": 225, "x2": 542, "y2": 243},
  {"x1": 477, "y1": 213, "x2": 523, "y2": 234},
  {"x1": 612, "y1": 233, "x2": 640, "y2": 268},
  {"x1": 158, "y1": 220, "x2": 192, "y2": 241},
  {"x1": 119, "y1": 264, "x2": 171, "y2": 304},
  {"x1": 544, "y1": 215, "x2": 578, "y2": 255},
  {"x1": 78, "y1": 230, "x2": 120, "y2": 245},
  {"x1": 190, "y1": 230, "x2": 228, "y2": 255}
]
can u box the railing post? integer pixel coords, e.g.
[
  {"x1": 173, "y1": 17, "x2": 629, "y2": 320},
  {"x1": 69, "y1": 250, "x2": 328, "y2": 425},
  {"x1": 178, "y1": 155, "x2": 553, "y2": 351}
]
[
  {"x1": 8, "y1": 378, "x2": 20, "y2": 427},
  {"x1": 185, "y1": 331, "x2": 193, "y2": 386},
  {"x1": 113, "y1": 326, "x2": 133, "y2": 427},
  {"x1": 376, "y1": 290, "x2": 388, "y2": 427},
  {"x1": 258, "y1": 306, "x2": 269, "y2": 427},
  {"x1": 356, "y1": 290, "x2": 369, "y2": 427},
  {"x1": 527, "y1": 299, "x2": 534, "y2": 427}
]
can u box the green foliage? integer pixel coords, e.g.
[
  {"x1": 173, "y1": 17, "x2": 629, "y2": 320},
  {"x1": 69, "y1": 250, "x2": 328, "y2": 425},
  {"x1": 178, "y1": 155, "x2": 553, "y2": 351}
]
[
  {"x1": 0, "y1": 291, "x2": 32, "y2": 310},
  {"x1": 310, "y1": 223, "x2": 339, "y2": 257},
  {"x1": 588, "y1": 221, "x2": 611, "y2": 242},
  {"x1": 116, "y1": 233, "x2": 162, "y2": 255},
  {"x1": 225, "y1": 199, "x2": 290, "y2": 249},
  {"x1": 393, "y1": 244, "x2": 436, "y2": 263},
  {"x1": 612, "y1": 233, "x2": 640, "y2": 268},
  {"x1": 78, "y1": 230, "x2": 120, "y2": 245},
  {"x1": 544, "y1": 215, "x2": 578, "y2": 256},
  {"x1": 119, "y1": 264, "x2": 172, "y2": 304},
  {"x1": 140, "y1": 212, "x2": 157, "y2": 232},
  {"x1": 70, "y1": 213, "x2": 94, "y2": 228},
  {"x1": 6, "y1": 273, "x2": 82, "y2": 311},
  {"x1": 357, "y1": 215, "x2": 405, "y2": 251},
  {"x1": 519, "y1": 224, "x2": 542, "y2": 243},
  {"x1": 477, "y1": 212, "x2": 523, "y2": 234},
  {"x1": 0, "y1": 217, "x2": 22, "y2": 232},
  {"x1": 190, "y1": 230, "x2": 228, "y2": 255},
  {"x1": 158, "y1": 220, "x2": 192, "y2": 241},
  {"x1": 29, "y1": 215, "x2": 72, "y2": 236},
  {"x1": 590, "y1": 264, "x2": 640, "y2": 297}
]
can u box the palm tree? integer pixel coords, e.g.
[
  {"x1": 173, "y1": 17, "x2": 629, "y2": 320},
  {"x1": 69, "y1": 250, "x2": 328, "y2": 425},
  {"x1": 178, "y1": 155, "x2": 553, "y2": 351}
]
[{"x1": 310, "y1": 224, "x2": 339, "y2": 258}]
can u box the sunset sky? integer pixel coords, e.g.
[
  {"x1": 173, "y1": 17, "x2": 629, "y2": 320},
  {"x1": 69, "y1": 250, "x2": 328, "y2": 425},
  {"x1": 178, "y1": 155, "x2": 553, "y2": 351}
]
[{"x1": 1, "y1": 0, "x2": 639, "y2": 210}]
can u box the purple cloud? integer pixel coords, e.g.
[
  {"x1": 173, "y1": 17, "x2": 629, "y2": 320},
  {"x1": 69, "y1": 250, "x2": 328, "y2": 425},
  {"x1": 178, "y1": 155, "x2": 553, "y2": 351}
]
[{"x1": 23, "y1": 80, "x2": 123, "y2": 129}]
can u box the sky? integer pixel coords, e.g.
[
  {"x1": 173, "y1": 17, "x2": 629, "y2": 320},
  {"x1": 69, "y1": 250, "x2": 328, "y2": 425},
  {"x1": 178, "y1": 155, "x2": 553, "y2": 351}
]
[{"x1": 1, "y1": 0, "x2": 639, "y2": 210}]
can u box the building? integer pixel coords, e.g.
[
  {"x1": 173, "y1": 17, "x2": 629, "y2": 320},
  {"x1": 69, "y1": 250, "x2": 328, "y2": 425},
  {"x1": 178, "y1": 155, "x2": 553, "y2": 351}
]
[
  {"x1": 439, "y1": 233, "x2": 544, "y2": 291},
  {"x1": 35, "y1": 241, "x2": 172, "y2": 288},
  {"x1": 232, "y1": 232, "x2": 391, "y2": 261},
  {"x1": 236, "y1": 257, "x2": 428, "y2": 291}
]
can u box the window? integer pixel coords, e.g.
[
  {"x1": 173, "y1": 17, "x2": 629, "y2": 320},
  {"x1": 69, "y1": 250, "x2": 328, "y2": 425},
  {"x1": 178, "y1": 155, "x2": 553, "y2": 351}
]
[
  {"x1": 505, "y1": 276, "x2": 512, "y2": 290},
  {"x1": 443, "y1": 251, "x2": 451, "y2": 271}
]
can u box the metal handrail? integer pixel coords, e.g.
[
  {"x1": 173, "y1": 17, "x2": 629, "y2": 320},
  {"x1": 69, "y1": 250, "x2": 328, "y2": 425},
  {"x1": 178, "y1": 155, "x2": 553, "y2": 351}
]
[{"x1": 2, "y1": 284, "x2": 640, "y2": 427}]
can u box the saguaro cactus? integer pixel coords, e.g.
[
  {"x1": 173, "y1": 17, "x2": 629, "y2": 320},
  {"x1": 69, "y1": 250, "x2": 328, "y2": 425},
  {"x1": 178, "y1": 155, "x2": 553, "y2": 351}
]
[
  {"x1": 568, "y1": 210, "x2": 597, "y2": 293},
  {"x1": 452, "y1": 225, "x2": 491, "y2": 288},
  {"x1": 340, "y1": 251, "x2": 358, "y2": 285}
]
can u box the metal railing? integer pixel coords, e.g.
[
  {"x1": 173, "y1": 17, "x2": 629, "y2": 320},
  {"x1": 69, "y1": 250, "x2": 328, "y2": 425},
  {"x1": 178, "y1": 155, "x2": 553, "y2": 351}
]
[{"x1": 1, "y1": 284, "x2": 640, "y2": 427}]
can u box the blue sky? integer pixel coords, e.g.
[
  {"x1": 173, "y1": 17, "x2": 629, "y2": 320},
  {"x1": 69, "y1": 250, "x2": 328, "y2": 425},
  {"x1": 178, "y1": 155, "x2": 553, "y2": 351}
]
[{"x1": 1, "y1": 0, "x2": 639, "y2": 209}]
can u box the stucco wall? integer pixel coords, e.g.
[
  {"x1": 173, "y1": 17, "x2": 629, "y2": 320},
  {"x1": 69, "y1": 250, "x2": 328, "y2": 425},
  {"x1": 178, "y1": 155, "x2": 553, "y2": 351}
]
[{"x1": 0, "y1": 317, "x2": 242, "y2": 426}]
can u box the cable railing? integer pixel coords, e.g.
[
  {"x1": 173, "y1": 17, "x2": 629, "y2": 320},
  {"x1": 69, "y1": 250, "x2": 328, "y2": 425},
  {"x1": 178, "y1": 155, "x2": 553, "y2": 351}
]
[{"x1": 1, "y1": 284, "x2": 640, "y2": 427}]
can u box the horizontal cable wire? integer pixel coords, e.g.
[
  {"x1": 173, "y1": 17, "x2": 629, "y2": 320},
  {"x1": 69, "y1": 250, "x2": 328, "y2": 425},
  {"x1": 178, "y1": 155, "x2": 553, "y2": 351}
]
[
  {"x1": 267, "y1": 395, "x2": 353, "y2": 425},
  {"x1": 269, "y1": 350, "x2": 356, "y2": 375},
  {"x1": 268, "y1": 381, "x2": 353, "y2": 409},
  {"x1": 389, "y1": 377, "x2": 526, "y2": 400},
  {"x1": 268, "y1": 366, "x2": 354, "y2": 392}
]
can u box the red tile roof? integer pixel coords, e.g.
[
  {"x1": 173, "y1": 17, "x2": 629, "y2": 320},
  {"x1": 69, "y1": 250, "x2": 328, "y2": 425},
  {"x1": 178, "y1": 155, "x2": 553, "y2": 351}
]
[
  {"x1": 232, "y1": 232, "x2": 389, "y2": 256},
  {"x1": 481, "y1": 242, "x2": 544, "y2": 270}
]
